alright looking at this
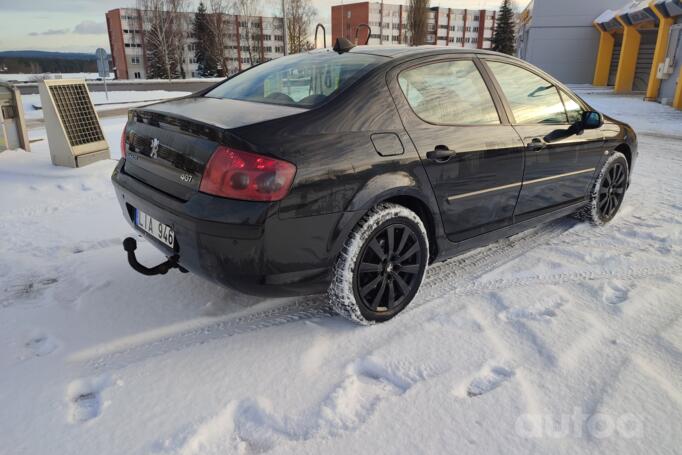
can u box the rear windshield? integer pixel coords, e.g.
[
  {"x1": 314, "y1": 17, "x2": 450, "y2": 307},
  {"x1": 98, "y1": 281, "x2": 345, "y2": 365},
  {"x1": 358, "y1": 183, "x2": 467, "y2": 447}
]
[{"x1": 204, "y1": 52, "x2": 387, "y2": 108}]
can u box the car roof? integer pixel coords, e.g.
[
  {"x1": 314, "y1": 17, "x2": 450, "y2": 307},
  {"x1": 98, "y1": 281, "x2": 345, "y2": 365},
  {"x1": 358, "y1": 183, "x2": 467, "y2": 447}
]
[
  {"x1": 351, "y1": 45, "x2": 497, "y2": 57},
  {"x1": 307, "y1": 45, "x2": 504, "y2": 59}
]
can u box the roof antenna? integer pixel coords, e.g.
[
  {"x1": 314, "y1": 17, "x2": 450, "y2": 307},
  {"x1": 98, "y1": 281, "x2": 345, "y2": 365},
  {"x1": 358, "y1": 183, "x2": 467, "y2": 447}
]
[
  {"x1": 315, "y1": 23, "x2": 326, "y2": 48},
  {"x1": 333, "y1": 37, "x2": 355, "y2": 54}
]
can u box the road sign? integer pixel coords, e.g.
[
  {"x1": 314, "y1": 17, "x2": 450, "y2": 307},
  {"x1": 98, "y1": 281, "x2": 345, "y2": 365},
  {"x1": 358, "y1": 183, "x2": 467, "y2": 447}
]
[
  {"x1": 95, "y1": 48, "x2": 110, "y2": 100},
  {"x1": 95, "y1": 48, "x2": 109, "y2": 78}
]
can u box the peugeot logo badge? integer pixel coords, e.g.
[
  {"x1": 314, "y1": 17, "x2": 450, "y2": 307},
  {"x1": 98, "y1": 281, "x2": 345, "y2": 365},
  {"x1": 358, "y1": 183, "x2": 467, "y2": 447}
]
[{"x1": 150, "y1": 138, "x2": 160, "y2": 158}]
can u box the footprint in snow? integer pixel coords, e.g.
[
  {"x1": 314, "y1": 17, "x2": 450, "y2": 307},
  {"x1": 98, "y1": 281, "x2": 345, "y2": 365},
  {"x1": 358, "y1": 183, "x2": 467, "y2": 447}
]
[
  {"x1": 498, "y1": 297, "x2": 564, "y2": 322},
  {"x1": 602, "y1": 280, "x2": 629, "y2": 305},
  {"x1": 24, "y1": 332, "x2": 58, "y2": 358},
  {"x1": 455, "y1": 364, "x2": 515, "y2": 398},
  {"x1": 67, "y1": 376, "x2": 115, "y2": 424},
  {"x1": 175, "y1": 357, "x2": 432, "y2": 454},
  {"x1": 1, "y1": 277, "x2": 58, "y2": 307}
]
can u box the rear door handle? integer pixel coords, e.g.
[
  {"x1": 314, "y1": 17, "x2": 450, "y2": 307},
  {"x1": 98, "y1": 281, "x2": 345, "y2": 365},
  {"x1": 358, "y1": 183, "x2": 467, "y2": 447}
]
[
  {"x1": 526, "y1": 137, "x2": 546, "y2": 152},
  {"x1": 426, "y1": 146, "x2": 456, "y2": 163}
]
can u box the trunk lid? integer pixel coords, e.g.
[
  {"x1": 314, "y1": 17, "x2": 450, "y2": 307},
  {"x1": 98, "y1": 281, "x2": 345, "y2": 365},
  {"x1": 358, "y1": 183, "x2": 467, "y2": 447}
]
[{"x1": 123, "y1": 97, "x2": 306, "y2": 201}]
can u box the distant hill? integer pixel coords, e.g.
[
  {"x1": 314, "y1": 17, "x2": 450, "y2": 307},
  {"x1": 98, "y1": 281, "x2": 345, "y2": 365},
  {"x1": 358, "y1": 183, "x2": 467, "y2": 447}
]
[
  {"x1": 0, "y1": 50, "x2": 105, "y2": 61},
  {"x1": 0, "y1": 50, "x2": 111, "y2": 76}
]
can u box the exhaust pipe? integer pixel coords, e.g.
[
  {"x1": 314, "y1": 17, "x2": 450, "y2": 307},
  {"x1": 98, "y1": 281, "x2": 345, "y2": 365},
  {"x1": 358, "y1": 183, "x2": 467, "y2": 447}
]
[{"x1": 122, "y1": 237, "x2": 187, "y2": 276}]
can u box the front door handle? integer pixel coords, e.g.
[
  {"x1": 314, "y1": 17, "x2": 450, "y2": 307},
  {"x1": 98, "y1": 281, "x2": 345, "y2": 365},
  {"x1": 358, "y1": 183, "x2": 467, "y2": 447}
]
[
  {"x1": 526, "y1": 137, "x2": 546, "y2": 152},
  {"x1": 426, "y1": 146, "x2": 456, "y2": 163}
]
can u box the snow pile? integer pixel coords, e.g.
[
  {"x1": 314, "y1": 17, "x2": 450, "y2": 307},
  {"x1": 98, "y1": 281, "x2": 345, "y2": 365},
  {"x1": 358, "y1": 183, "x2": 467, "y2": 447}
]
[
  {"x1": 0, "y1": 93, "x2": 681, "y2": 454},
  {"x1": 21, "y1": 90, "x2": 191, "y2": 121},
  {"x1": 0, "y1": 73, "x2": 114, "y2": 82}
]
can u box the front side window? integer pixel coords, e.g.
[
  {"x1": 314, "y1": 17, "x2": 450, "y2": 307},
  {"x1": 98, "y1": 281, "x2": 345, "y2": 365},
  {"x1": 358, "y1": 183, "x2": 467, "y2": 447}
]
[
  {"x1": 560, "y1": 90, "x2": 584, "y2": 124},
  {"x1": 398, "y1": 60, "x2": 500, "y2": 125},
  {"x1": 205, "y1": 52, "x2": 386, "y2": 108},
  {"x1": 487, "y1": 61, "x2": 568, "y2": 124}
]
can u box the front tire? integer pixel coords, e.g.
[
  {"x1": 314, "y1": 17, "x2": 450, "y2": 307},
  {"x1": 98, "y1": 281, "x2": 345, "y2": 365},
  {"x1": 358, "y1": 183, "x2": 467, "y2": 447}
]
[
  {"x1": 328, "y1": 203, "x2": 429, "y2": 325},
  {"x1": 576, "y1": 151, "x2": 629, "y2": 225}
]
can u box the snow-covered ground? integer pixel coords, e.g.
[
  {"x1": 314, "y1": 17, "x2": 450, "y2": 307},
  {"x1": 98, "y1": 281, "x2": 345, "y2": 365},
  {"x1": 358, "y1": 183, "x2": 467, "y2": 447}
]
[
  {"x1": 1, "y1": 91, "x2": 681, "y2": 455},
  {"x1": 21, "y1": 91, "x2": 191, "y2": 121}
]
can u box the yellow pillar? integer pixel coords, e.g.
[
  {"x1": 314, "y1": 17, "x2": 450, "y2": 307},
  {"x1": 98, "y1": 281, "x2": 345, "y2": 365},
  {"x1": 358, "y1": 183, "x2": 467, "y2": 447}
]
[
  {"x1": 593, "y1": 23, "x2": 615, "y2": 86},
  {"x1": 673, "y1": 71, "x2": 682, "y2": 109},
  {"x1": 614, "y1": 16, "x2": 641, "y2": 93},
  {"x1": 646, "y1": 2, "x2": 674, "y2": 100}
]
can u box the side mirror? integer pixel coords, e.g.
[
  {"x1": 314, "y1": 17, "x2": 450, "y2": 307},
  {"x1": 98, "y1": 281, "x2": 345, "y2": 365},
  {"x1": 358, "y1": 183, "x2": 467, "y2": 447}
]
[{"x1": 582, "y1": 111, "x2": 603, "y2": 130}]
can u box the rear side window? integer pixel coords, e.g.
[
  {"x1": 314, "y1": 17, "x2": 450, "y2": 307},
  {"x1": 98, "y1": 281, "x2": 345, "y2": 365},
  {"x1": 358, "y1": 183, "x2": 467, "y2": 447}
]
[
  {"x1": 487, "y1": 61, "x2": 568, "y2": 124},
  {"x1": 398, "y1": 60, "x2": 500, "y2": 125},
  {"x1": 205, "y1": 52, "x2": 386, "y2": 108}
]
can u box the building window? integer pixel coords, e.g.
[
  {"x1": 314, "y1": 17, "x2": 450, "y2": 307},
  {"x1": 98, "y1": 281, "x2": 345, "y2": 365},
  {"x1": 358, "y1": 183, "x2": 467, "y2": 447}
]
[
  {"x1": 131, "y1": 57, "x2": 140, "y2": 64},
  {"x1": 134, "y1": 71, "x2": 141, "y2": 79}
]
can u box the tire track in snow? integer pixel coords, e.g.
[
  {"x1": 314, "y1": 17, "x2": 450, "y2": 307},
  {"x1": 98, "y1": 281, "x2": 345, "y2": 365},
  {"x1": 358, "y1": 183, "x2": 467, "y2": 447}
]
[
  {"x1": 73, "y1": 219, "x2": 677, "y2": 375},
  {"x1": 73, "y1": 221, "x2": 574, "y2": 373}
]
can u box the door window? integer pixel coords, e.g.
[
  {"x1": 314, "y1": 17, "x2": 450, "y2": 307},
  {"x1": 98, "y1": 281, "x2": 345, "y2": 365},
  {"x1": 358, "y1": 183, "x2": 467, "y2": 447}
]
[
  {"x1": 560, "y1": 90, "x2": 583, "y2": 124},
  {"x1": 398, "y1": 60, "x2": 500, "y2": 125},
  {"x1": 487, "y1": 61, "x2": 568, "y2": 124}
]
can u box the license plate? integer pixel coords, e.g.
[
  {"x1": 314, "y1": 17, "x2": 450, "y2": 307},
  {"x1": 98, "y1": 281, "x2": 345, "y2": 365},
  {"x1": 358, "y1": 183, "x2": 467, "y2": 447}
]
[{"x1": 135, "y1": 209, "x2": 175, "y2": 248}]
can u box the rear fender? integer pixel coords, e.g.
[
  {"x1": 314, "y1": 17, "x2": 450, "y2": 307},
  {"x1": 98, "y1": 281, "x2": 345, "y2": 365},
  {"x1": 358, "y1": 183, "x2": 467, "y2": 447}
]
[{"x1": 329, "y1": 171, "x2": 445, "y2": 262}]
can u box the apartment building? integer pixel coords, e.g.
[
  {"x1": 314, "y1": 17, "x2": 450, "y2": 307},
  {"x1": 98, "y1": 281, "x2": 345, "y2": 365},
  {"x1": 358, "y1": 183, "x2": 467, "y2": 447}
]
[
  {"x1": 106, "y1": 8, "x2": 285, "y2": 80},
  {"x1": 331, "y1": 2, "x2": 496, "y2": 49}
]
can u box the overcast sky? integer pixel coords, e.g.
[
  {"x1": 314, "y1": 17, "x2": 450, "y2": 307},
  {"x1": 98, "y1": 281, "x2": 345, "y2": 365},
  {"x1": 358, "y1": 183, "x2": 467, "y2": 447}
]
[{"x1": 0, "y1": 0, "x2": 527, "y2": 54}]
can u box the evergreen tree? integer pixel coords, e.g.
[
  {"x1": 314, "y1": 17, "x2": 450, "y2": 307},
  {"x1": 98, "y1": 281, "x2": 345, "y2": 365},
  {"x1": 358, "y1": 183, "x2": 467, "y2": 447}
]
[
  {"x1": 491, "y1": 0, "x2": 515, "y2": 55},
  {"x1": 192, "y1": 2, "x2": 218, "y2": 77}
]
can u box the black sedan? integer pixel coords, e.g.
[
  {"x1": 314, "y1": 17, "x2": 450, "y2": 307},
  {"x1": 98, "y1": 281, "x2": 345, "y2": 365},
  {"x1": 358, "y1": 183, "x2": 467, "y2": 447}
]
[{"x1": 113, "y1": 42, "x2": 637, "y2": 324}]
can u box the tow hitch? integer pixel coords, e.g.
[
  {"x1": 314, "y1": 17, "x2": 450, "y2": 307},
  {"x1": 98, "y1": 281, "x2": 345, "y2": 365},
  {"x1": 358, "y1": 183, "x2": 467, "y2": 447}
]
[{"x1": 122, "y1": 237, "x2": 188, "y2": 276}]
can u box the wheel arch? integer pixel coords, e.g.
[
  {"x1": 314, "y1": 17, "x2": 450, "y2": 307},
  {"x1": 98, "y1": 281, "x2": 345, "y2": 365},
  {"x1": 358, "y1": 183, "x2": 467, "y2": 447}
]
[
  {"x1": 382, "y1": 194, "x2": 438, "y2": 262},
  {"x1": 614, "y1": 143, "x2": 632, "y2": 171},
  {"x1": 343, "y1": 171, "x2": 442, "y2": 263}
]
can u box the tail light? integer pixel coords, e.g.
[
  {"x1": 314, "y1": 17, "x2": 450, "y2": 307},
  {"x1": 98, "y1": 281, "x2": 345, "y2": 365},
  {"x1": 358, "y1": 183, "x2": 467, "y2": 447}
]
[
  {"x1": 120, "y1": 128, "x2": 127, "y2": 159},
  {"x1": 200, "y1": 146, "x2": 296, "y2": 202}
]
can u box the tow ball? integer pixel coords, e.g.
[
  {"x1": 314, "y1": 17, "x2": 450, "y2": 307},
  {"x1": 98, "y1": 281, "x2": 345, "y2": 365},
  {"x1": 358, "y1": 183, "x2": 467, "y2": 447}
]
[{"x1": 122, "y1": 237, "x2": 188, "y2": 276}]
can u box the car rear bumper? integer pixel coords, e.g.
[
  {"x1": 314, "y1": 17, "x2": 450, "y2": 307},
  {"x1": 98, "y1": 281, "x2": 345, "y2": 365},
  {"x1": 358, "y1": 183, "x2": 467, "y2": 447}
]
[{"x1": 111, "y1": 160, "x2": 345, "y2": 297}]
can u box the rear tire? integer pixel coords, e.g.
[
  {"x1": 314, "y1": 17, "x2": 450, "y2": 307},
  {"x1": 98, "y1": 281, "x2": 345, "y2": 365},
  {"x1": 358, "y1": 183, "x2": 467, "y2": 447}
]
[
  {"x1": 575, "y1": 151, "x2": 629, "y2": 225},
  {"x1": 328, "y1": 203, "x2": 429, "y2": 325}
]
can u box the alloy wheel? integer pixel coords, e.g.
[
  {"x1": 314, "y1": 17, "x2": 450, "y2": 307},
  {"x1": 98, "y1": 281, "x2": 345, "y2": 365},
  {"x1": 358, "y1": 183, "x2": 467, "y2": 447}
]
[
  {"x1": 355, "y1": 223, "x2": 424, "y2": 313},
  {"x1": 598, "y1": 162, "x2": 627, "y2": 219}
]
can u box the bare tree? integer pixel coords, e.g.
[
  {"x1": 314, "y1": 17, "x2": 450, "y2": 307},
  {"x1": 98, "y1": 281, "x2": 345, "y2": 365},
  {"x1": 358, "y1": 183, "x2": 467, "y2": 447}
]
[
  {"x1": 282, "y1": 0, "x2": 316, "y2": 54},
  {"x1": 234, "y1": 0, "x2": 263, "y2": 68},
  {"x1": 168, "y1": 0, "x2": 189, "y2": 79},
  {"x1": 407, "y1": 0, "x2": 429, "y2": 46},
  {"x1": 206, "y1": 0, "x2": 232, "y2": 76},
  {"x1": 138, "y1": 0, "x2": 187, "y2": 80}
]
